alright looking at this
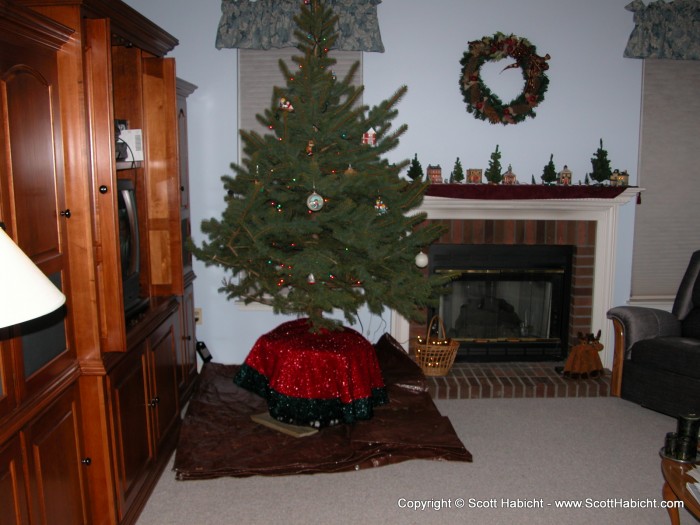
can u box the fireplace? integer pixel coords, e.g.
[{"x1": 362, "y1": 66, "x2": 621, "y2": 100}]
[
  {"x1": 429, "y1": 244, "x2": 573, "y2": 362},
  {"x1": 391, "y1": 185, "x2": 643, "y2": 370}
]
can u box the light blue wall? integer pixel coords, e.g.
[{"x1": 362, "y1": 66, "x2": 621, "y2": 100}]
[{"x1": 124, "y1": 0, "x2": 642, "y2": 364}]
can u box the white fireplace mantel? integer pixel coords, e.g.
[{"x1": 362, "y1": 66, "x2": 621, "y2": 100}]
[{"x1": 391, "y1": 187, "x2": 643, "y2": 369}]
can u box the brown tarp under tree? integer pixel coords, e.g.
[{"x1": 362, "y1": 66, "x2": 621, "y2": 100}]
[{"x1": 174, "y1": 334, "x2": 472, "y2": 479}]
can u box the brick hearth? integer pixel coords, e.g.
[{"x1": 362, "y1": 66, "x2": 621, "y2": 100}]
[{"x1": 426, "y1": 362, "x2": 611, "y2": 399}]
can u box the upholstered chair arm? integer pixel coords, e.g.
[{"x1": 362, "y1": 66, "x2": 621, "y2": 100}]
[
  {"x1": 607, "y1": 306, "x2": 681, "y2": 354},
  {"x1": 606, "y1": 306, "x2": 681, "y2": 397}
]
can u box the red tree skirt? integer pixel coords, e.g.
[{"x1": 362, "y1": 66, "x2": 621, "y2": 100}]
[{"x1": 235, "y1": 319, "x2": 388, "y2": 428}]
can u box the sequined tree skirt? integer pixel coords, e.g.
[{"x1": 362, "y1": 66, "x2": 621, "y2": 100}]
[{"x1": 234, "y1": 319, "x2": 388, "y2": 428}]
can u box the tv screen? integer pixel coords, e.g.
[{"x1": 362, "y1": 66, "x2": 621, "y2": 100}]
[{"x1": 117, "y1": 179, "x2": 141, "y2": 316}]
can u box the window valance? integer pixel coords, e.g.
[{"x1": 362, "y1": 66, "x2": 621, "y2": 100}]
[
  {"x1": 216, "y1": 0, "x2": 384, "y2": 52},
  {"x1": 624, "y1": 0, "x2": 700, "y2": 60}
]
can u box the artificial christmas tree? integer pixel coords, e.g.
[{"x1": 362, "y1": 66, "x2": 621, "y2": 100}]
[
  {"x1": 541, "y1": 154, "x2": 557, "y2": 185},
  {"x1": 193, "y1": 0, "x2": 444, "y2": 332},
  {"x1": 590, "y1": 138, "x2": 612, "y2": 184},
  {"x1": 450, "y1": 157, "x2": 465, "y2": 183},
  {"x1": 485, "y1": 145, "x2": 503, "y2": 184},
  {"x1": 406, "y1": 153, "x2": 424, "y2": 182}
]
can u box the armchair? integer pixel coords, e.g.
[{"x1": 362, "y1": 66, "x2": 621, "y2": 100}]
[{"x1": 607, "y1": 250, "x2": 700, "y2": 417}]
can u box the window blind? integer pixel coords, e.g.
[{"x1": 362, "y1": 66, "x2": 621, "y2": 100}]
[
  {"x1": 237, "y1": 48, "x2": 362, "y2": 155},
  {"x1": 631, "y1": 59, "x2": 700, "y2": 302}
]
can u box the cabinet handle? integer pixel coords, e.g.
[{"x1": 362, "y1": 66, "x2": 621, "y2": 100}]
[
  {"x1": 149, "y1": 396, "x2": 160, "y2": 407},
  {"x1": 99, "y1": 185, "x2": 109, "y2": 194},
  {"x1": 60, "y1": 209, "x2": 71, "y2": 219},
  {"x1": 183, "y1": 335, "x2": 192, "y2": 341},
  {"x1": 81, "y1": 457, "x2": 92, "y2": 466}
]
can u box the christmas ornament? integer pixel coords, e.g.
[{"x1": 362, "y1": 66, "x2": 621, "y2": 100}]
[
  {"x1": 460, "y1": 32, "x2": 550, "y2": 125},
  {"x1": 344, "y1": 164, "x2": 357, "y2": 175},
  {"x1": 306, "y1": 191, "x2": 324, "y2": 211},
  {"x1": 415, "y1": 251, "x2": 429, "y2": 268},
  {"x1": 279, "y1": 97, "x2": 294, "y2": 112},
  {"x1": 306, "y1": 140, "x2": 315, "y2": 156},
  {"x1": 374, "y1": 196, "x2": 388, "y2": 214},
  {"x1": 362, "y1": 127, "x2": 377, "y2": 146},
  {"x1": 307, "y1": 273, "x2": 315, "y2": 284}
]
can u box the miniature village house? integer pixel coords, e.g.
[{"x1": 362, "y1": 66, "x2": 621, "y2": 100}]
[
  {"x1": 502, "y1": 165, "x2": 517, "y2": 185},
  {"x1": 558, "y1": 165, "x2": 572, "y2": 185},
  {"x1": 427, "y1": 164, "x2": 443, "y2": 183},
  {"x1": 610, "y1": 169, "x2": 630, "y2": 186},
  {"x1": 467, "y1": 168, "x2": 482, "y2": 184}
]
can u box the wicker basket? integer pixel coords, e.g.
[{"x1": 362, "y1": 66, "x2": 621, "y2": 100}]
[{"x1": 415, "y1": 316, "x2": 459, "y2": 377}]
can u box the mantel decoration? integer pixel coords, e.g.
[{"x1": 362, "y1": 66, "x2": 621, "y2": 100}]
[{"x1": 459, "y1": 32, "x2": 550, "y2": 125}]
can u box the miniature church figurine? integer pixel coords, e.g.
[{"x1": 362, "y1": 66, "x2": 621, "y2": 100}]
[{"x1": 558, "y1": 165, "x2": 572, "y2": 185}]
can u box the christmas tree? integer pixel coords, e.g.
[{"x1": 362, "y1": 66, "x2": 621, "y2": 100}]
[
  {"x1": 590, "y1": 138, "x2": 612, "y2": 184},
  {"x1": 406, "y1": 153, "x2": 424, "y2": 182},
  {"x1": 192, "y1": 0, "x2": 445, "y2": 331},
  {"x1": 450, "y1": 157, "x2": 465, "y2": 183},
  {"x1": 485, "y1": 145, "x2": 503, "y2": 184},
  {"x1": 541, "y1": 154, "x2": 557, "y2": 184}
]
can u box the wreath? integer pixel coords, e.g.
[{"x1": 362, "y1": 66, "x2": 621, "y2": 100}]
[{"x1": 459, "y1": 33, "x2": 550, "y2": 125}]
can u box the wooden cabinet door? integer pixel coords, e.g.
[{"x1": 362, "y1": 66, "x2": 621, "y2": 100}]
[
  {"x1": 108, "y1": 342, "x2": 153, "y2": 521},
  {"x1": 147, "y1": 313, "x2": 180, "y2": 452},
  {"x1": 83, "y1": 18, "x2": 128, "y2": 353},
  {"x1": 142, "y1": 57, "x2": 183, "y2": 297},
  {"x1": 177, "y1": 283, "x2": 197, "y2": 398},
  {"x1": 23, "y1": 384, "x2": 88, "y2": 525},
  {"x1": 0, "y1": 5, "x2": 74, "y2": 400},
  {"x1": 0, "y1": 436, "x2": 29, "y2": 525}
]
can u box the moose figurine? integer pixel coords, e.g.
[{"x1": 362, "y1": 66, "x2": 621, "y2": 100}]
[{"x1": 562, "y1": 330, "x2": 604, "y2": 379}]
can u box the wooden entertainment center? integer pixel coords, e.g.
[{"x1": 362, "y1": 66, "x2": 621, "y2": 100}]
[{"x1": 0, "y1": 1, "x2": 197, "y2": 523}]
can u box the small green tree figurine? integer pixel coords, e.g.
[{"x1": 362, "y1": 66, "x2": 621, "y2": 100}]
[
  {"x1": 450, "y1": 157, "x2": 465, "y2": 183},
  {"x1": 407, "y1": 153, "x2": 424, "y2": 182},
  {"x1": 590, "y1": 138, "x2": 612, "y2": 184},
  {"x1": 541, "y1": 154, "x2": 557, "y2": 185},
  {"x1": 485, "y1": 145, "x2": 503, "y2": 184}
]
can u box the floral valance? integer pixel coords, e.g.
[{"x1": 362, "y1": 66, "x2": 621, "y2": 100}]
[
  {"x1": 216, "y1": 0, "x2": 384, "y2": 52},
  {"x1": 624, "y1": 0, "x2": 700, "y2": 60}
]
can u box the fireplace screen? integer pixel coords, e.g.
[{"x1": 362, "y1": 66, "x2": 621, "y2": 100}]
[
  {"x1": 439, "y1": 272, "x2": 556, "y2": 341},
  {"x1": 429, "y1": 244, "x2": 573, "y2": 361}
]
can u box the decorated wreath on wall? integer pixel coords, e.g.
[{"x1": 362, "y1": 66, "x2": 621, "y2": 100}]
[{"x1": 459, "y1": 32, "x2": 550, "y2": 125}]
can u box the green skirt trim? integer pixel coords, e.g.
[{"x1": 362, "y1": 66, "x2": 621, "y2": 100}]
[{"x1": 234, "y1": 364, "x2": 389, "y2": 428}]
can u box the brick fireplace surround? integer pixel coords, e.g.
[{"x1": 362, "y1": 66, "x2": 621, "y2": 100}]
[{"x1": 390, "y1": 185, "x2": 642, "y2": 398}]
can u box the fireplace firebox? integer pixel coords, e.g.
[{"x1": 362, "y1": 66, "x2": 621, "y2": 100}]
[{"x1": 428, "y1": 244, "x2": 574, "y2": 362}]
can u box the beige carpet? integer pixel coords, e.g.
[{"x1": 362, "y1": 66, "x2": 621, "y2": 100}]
[{"x1": 138, "y1": 396, "x2": 700, "y2": 524}]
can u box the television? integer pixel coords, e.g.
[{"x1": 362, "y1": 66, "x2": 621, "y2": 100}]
[{"x1": 117, "y1": 179, "x2": 143, "y2": 317}]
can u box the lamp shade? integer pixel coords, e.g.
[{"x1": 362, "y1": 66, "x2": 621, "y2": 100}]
[{"x1": 0, "y1": 228, "x2": 66, "y2": 329}]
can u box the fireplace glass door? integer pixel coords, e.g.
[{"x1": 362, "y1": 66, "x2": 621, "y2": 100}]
[
  {"x1": 429, "y1": 244, "x2": 573, "y2": 361},
  {"x1": 440, "y1": 273, "x2": 555, "y2": 341}
]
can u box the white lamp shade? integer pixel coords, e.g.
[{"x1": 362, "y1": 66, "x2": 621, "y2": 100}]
[{"x1": 0, "y1": 228, "x2": 66, "y2": 329}]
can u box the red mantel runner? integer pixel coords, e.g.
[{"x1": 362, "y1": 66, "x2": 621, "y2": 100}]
[{"x1": 425, "y1": 184, "x2": 630, "y2": 200}]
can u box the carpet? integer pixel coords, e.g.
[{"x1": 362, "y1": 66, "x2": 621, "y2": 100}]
[{"x1": 173, "y1": 334, "x2": 472, "y2": 479}]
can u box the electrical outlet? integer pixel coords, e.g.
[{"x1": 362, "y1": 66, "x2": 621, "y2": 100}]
[{"x1": 194, "y1": 307, "x2": 202, "y2": 325}]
